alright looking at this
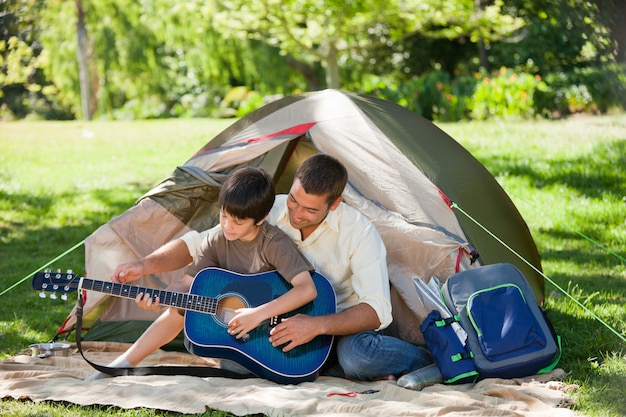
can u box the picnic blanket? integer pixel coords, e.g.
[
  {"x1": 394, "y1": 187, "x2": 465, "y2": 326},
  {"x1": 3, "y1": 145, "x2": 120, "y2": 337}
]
[{"x1": 0, "y1": 341, "x2": 579, "y2": 416}]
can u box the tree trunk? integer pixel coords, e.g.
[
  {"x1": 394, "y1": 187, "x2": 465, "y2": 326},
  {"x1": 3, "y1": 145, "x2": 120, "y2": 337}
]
[
  {"x1": 474, "y1": 0, "x2": 489, "y2": 71},
  {"x1": 325, "y1": 44, "x2": 341, "y2": 89},
  {"x1": 476, "y1": 38, "x2": 489, "y2": 72},
  {"x1": 285, "y1": 55, "x2": 324, "y2": 91},
  {"x1": 596, "y1": 0, "x2": 626, "y2": 63},
  {"x1": 75, "y1": 0, "x2": 92, "y2": 120}
]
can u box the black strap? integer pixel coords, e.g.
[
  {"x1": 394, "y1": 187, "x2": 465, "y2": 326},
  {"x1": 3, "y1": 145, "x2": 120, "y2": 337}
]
[{"x1": 75, "y1": 291, "x2": 252, "y2": 379}]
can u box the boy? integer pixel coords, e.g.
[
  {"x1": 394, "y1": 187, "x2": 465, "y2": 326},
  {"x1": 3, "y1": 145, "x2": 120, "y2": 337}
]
[{"x1": 85, "y1": 167, "x2": 317, "y2": 380}]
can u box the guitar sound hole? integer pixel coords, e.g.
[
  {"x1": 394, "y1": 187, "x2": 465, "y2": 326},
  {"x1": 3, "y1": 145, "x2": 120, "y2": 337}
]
[{"x1": 215, "y1": 295, "x2": 246, "y2": 327}]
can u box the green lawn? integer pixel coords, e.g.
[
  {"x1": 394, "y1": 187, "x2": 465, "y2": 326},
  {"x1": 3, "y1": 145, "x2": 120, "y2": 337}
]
[{"x1": 1, "y1": 114, "x2": 625, "y2": 417}]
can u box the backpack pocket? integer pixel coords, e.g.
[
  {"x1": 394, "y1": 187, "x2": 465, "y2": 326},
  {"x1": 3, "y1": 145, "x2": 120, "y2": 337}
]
[
  {"x1": 421, "y1": 310, "x2": 479, "y2": 384},
  {"x1": 467, "y1": 284, "x2": 547, "y2": 362}
]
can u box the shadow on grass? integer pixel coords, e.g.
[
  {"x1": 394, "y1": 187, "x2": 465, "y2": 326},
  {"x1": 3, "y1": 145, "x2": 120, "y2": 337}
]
[
  {"x1": 481, "y1": 139, "x2": 626, "y2": 199},
  {"x1": 538, "y1": 231, "x2": 626, "y2": 268}
]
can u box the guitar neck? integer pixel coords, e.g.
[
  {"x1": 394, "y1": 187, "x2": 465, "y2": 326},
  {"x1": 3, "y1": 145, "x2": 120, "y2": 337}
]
[{"x1": 79, "y1": 278, "x2": 218, "y2": 315}]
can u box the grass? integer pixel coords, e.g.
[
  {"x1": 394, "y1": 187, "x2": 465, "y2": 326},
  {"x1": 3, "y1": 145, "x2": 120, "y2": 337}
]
[{"x1": 1, "y1": 114, "x2": 625, "y2": 416}]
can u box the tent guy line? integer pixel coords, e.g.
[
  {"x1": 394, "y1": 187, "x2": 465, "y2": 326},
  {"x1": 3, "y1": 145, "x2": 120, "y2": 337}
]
[
  {"x1": 0, "y1": 239, "x2": 85, "y2": 298},
  {"x1": 452, "y1": 202, "x2": 626, "y2": 344},
  {"x1": 512, "y1": 194, "x2": 626, "y2": 264}
]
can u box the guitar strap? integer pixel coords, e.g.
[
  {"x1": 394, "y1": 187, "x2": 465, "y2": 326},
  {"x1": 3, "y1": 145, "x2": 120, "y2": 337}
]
[{"x1": 75, "y1": 291, "x2": 253, "y2": 379}]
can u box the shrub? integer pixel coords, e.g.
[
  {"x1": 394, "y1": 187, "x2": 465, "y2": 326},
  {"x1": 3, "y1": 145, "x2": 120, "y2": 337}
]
[
  {"x1": 532, "y1": 65, "x2": 626, "y2": 117},
  {"x1": 362, "y1": 71, "x2": 472, "y2": 122},
  {"x1": 469, "y1": 67, "x2": 548, "y2": 120}
]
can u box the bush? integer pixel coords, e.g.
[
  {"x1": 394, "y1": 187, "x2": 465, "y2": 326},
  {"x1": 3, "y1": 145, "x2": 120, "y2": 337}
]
[
  {"x1": 362, "y1": 71, "x2": 473, "y2": 122},
  {"x1": 536, "y1": 65, "x2": 626, "y2": 117},
  {"x1": 366, "y1": 64, "x2": 625, "y2": 121},
  {"x1": 469, "y1": 67, "x2": 548, "y2": 120}
]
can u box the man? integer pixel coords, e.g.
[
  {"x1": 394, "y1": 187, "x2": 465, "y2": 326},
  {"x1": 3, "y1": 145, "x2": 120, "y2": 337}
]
[{"x1": 183, "y1": 154, "x2": 433, "y2": 381}]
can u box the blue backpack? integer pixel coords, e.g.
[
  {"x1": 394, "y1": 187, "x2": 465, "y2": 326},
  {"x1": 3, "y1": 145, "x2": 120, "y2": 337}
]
[{"x1": 421, "y1": 263, "x2": 561, "y2": 384}]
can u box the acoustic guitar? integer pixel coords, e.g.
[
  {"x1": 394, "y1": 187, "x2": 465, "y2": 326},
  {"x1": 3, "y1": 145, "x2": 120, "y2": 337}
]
[{"x1": 33, "y1": 267, "x2": 336, "y2": 384}]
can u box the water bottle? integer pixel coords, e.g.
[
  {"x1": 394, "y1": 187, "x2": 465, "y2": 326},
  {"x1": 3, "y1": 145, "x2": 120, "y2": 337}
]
[{"x1": 397, "y1": 363, "x2": 443, "y2": 391}]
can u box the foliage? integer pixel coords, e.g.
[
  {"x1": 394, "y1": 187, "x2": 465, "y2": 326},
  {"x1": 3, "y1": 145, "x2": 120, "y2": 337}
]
[
  {"x1": 1, "y1": 0, "x2": 624, "y2": 120},
  {"x1": 1, "y1": 115, "x2": 625, "y2": 417},
  {"x1": 534, "y1": 64, "x2": 626, "y2": 116},
  {"x1": 213, "y1": 0, "x2": 523, "y2": 89},
  {"x1": 35, "y1": 1, "x2": 308, "y2": 120},
  {"x1": 0, "y1": 0, "x2": 73, "y2": 120},
  {"x1": 469, "y1": 67, "x2": 547, "y2": 120},
  {"x1": 235, "y1": 91, "x2": 264, "y2": 118},
  {"x1": 364, "y1": 63, "x2": 625, "y2": 121},
  {"x1": 493, "y1": 0, "x2": 618, "y2": 73},
  {"x1": 361, "y1": 71, "x2": 475, "y2": 121}
]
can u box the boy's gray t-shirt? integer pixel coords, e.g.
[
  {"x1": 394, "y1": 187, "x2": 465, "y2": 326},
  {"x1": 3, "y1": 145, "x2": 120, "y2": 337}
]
[{"x1": 186, "y1": 222, "x2": 313, "y2": 282}]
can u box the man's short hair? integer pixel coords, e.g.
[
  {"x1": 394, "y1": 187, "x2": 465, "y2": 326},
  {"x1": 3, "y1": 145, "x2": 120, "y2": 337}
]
[
  {"x1": 295, "y1": 154, "x2": 348, "y2": 205},
  {"x1": 219, "y1": 167, "x2": 275, "y2": 223}
]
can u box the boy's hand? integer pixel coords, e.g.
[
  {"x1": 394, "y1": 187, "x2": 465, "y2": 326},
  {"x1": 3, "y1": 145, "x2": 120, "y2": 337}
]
[
  {"x1": 135, "y1": 292, "x2": 161, "y2": 311},
  {"x1": 228, "y1": 308, "x2": 261, "y2": 339},
  {"x1": 111, "y1": 262, "x2": 144, "y2": 284}
]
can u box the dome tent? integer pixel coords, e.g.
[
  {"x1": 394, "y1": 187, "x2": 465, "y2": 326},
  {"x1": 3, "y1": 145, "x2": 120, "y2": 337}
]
[{"x1": 57, "y1": 89, "x2": 543, "y2": 346}]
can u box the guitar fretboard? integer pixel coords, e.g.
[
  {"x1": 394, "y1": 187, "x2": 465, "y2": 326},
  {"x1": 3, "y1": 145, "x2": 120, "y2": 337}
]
[{"x1": 80, "y1": 278, "x2": 219, "y2": 315}]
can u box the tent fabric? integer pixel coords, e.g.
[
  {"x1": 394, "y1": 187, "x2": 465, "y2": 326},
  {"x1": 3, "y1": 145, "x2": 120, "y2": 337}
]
[{"x1": 59, "y1": 89, "x2": 543, "y2": 347}]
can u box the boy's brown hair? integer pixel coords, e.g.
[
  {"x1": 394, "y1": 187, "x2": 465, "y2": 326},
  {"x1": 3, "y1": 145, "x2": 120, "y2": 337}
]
[{"x1": 219, "y1": 167, "x2": 275, "y2": 223}]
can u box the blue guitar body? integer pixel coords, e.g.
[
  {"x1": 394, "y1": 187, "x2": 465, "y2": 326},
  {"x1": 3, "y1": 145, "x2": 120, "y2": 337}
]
[{"x1": 183, "y1": 268, "x2": 336, "y2": 384}]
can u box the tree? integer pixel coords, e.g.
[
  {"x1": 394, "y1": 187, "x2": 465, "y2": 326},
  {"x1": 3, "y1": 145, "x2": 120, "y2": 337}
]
[
  {"x1": 213, "y1": 0, "x2": 524, "y2": 89},
  {"x1": 492, "y1": 0, "x2": 618, "y2": 73},
  {"x1": 0, "y1": 0, "x2": 57, "y2": 119},
  {"x1": 37, "y1": 0, "x2": 309, "y2": 119},
  {"x1": 75, "y1": 0, "x2": 92, "y2": 120},
  {"x1": 593, "y1": 0, "x2": 626, "y2": 63}
]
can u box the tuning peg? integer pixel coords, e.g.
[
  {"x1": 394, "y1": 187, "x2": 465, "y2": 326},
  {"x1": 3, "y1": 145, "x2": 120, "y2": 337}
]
[
  {"x1": 61, "y1": 294, "x2": 68, "y2": 301},
  {"x1": 39, "y1": 291, "x2": 46, "y2": 299},
  {"x1": 50, "y1": 293, "x2": 57, "y2": 300}
]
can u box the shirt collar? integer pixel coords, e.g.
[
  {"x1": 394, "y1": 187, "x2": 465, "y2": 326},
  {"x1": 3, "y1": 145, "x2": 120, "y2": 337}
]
[{"x1": 323, "y1": 202, "x2": 341, "y2": 234}]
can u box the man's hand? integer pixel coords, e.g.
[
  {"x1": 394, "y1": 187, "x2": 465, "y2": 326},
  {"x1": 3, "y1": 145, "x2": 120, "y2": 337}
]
[
  {"x1": 269, "y1": 304, "x2": 381, "y2": 352},
  {"x1": 269, "y1": 314, "x2": 319, "y2": 352}
]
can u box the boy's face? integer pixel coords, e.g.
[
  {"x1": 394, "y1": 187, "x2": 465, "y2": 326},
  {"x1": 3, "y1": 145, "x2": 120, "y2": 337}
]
[{"x1": 219, "y1": 210, "x2": 261, "y2": 242}]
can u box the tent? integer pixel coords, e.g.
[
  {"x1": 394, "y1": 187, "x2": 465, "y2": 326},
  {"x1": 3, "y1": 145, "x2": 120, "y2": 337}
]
[{"x1": 57, "y1": 89, "x2": 543, "y2": 346}]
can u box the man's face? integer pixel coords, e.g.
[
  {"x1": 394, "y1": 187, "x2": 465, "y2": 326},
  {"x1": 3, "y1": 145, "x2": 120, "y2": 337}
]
[{"x1": 286, "y1": 179, "x2": 340, "y2": 237}]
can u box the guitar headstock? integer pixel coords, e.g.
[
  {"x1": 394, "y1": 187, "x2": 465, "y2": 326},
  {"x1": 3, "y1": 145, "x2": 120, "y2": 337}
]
[{"x1": 32, "y1": 268, "x2": 80, "y2": 301}]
